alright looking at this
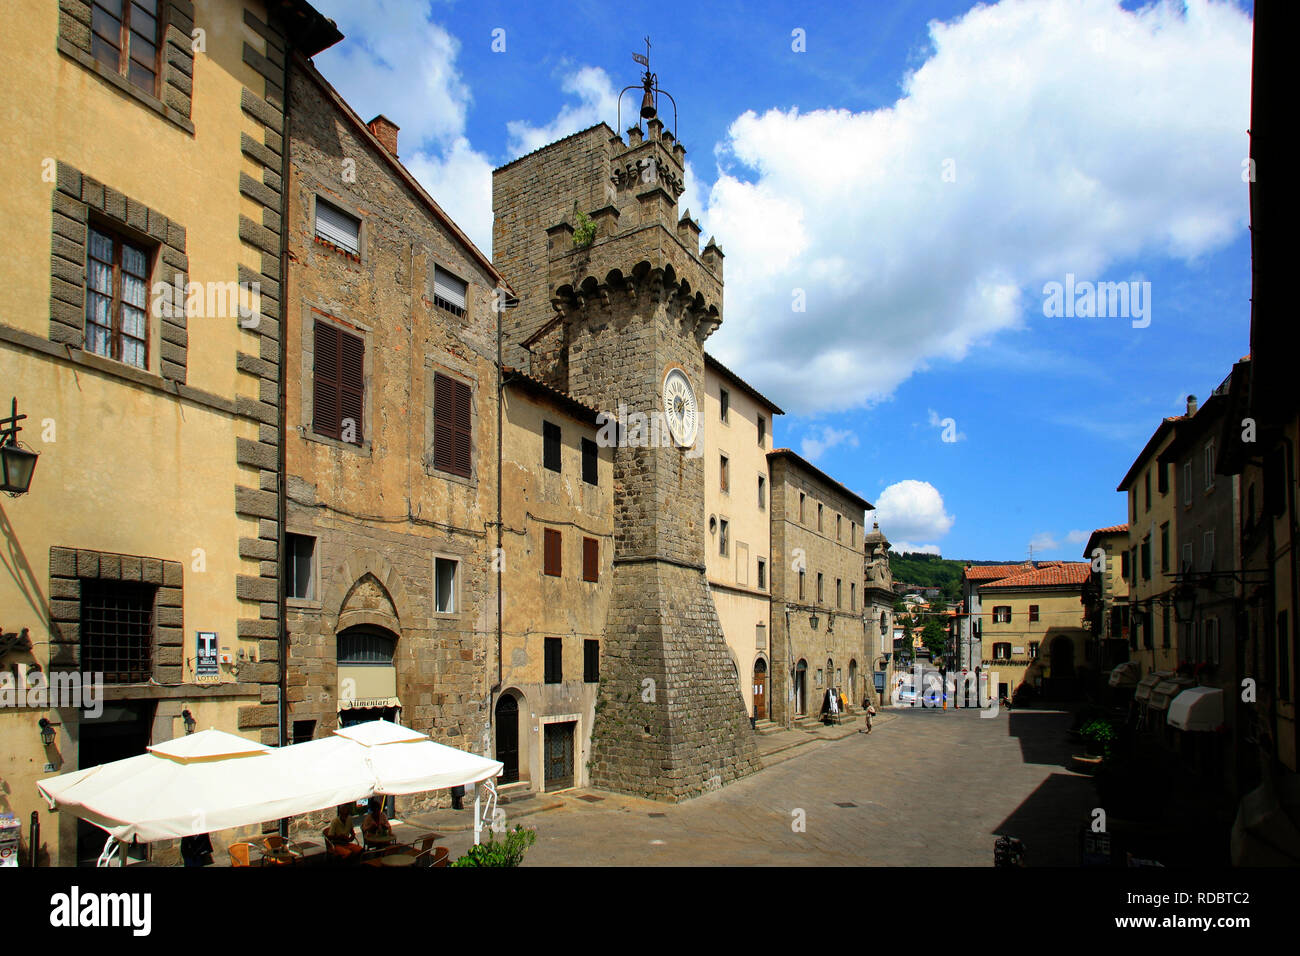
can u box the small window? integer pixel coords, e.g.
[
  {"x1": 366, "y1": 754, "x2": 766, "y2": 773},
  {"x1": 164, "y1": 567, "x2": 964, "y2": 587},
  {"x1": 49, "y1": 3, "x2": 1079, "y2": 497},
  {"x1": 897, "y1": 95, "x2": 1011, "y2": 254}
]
[
  {"x1": 583, "y1": 639, "x2": 600, "y2": 683},
  {"x1": 1158, "y1": 461, "x2": 1169, "y2": 495},
  {"x1": 90, "y1": 0, "x2": 161, "y2": 93},
  {"x1": 1202, "y1": 530, "x2": 1215, "y2": 571},
  {"x1": 799, "y1": 493, "x2": 806, "y2": 523},
  {"x1": 433, "y1": 266, "x2": 468, "y2": 318},
  {"x1": 1028, "y1": 604, "x2": 1039, "y2": 623},
  {"x1": 836, "y1": 515, "x2": 842, "y2": 540},
  {"x1": 435, "y1": 557, "x2": 457, "y2": 613},
  {"x1": 313, "y1": 320, "x2": 365, "y2": 445},
  {"x1": 757, "y1": 559, "x2": 766, "y2": 591},
  {"x1": 1028, "y1": 642, "x2": 1039, "y2": 659},
  {"x1": 719, "y1": 519, "x2": 729, "y2": 557},
  {"x1": 582, "y1": 537, "x2": 599, "y2": 583},
  {"x1": 1144, "y1": 471, "x2": 1151, "y2": 511},
  {"x1": 1121, "y1": 550, "x2": 1131, "y2": 578},
  {"x1": 720, "y1": 455, "x2": 729, "y2": 493},
  {"x1": 86, "y1": 224, "x2": 151, "y2": 369},
  {"x1": 337, "y1": 629, "x2": 395, "y2": 664},
  {"x1": 1183, "y1": 462, "x2": 1193, "y2": 505},
  {"x1": 817, "y1": 503, "x2": 823, "y2": 531},
  {"x1": 543, "y1": 421, "x2": 562, "y2": 473},
  {"x1": 1160, "y1": 524, "x2": 1170, "y2": 572},
  {"x1": 719, "y1": 388, "x2": 730, "y2": 423},
  {"x1": 581, "y1": 437, "x2": 598, "y2": 485},
  {"x1": 286, "y1": 533, "x2": 316, "y2": 600},
  {"x1": 993, "y1": 606, "x2": 1011, "y2": 624},
  {"x1": 1204, "y1": 442, "x2": 1216, "y2": 490},
  {"x1": 544, "y1": 637, "x2": 562, "y2": 684},
  {"x1": 757, "y1": 415, "x2": 766, "y2": 445},
  {"x1": 758, "y1": 474, "x2": 766, "y2": 510},
  {"x1": 433, "y1": 372, "x2": 472, "y2": 477},
  {"x1": 993, "y1": 642, "x2": 1011, "y2": 660},
  {"x1": 315, "y1": 198, "x2": 360, "y2": 256},
  {"x1": 798, "y1": 570, "x2": 805, "y2": 600},
  {"x1": 836, "y1": 578, "x2": 842, "y2": 608},
  {"x1": 817, "y1": 573, "x2": 824, "y2": 603},
  {"x1": 81, "y1": 579, "x2": 156, "y2": 683},
  {"x1": 292, "y1": 720, "x2": 316, "y2": 744},
  {"x1": 1182, "y1": 542, "x2": 1194, "y2": 571},
  {"x1": 850, "y1": 522, "x2": 856, "y2": 547},
  {"x1": 1141, "y1": 538, "x2": 1151, "y2": 580},
  {"x1": 544, "y1": 528, "x2": 562, "y2": 576},
  {"x1": 849, "y1": 582, "x2": 855, "y2": 611},
  {"x1": 1162, "y1": 604, "x2": 1172, "y2": 649}
]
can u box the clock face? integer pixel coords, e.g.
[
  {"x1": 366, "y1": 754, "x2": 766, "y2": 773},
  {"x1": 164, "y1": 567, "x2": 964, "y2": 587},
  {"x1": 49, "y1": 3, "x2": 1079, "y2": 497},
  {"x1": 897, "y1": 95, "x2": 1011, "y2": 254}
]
[{"x1": 662, "y1": 368, "x2": 698, "y2": 448}]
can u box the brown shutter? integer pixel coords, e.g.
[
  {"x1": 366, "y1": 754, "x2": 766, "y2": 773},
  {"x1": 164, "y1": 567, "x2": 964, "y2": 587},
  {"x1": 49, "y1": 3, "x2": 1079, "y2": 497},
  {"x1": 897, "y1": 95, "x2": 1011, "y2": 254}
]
[
  {"x1": 433, "y1": 373, "x2": 472, "y2": 478},
  {"x1": 544, "y1": 528, "x2": 562, "y2": 576},
  {"x1": 339, "y1": 328, "x2": 364, "y2": 444},
  {"x1": 313, "y1": 320, "x2": 341, "y2": 439},
  {"x1": 582, "y1": 537, "x2": 598, "y2": 582}
]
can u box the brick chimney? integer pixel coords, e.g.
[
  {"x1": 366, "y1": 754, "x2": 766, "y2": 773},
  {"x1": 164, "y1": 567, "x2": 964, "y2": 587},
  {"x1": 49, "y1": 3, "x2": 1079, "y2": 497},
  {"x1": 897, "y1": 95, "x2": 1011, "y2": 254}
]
[
  {"x1": 1186, "y1": 394, "x2": 1198, "y2": 416},
  {"x1": 367, "y1": 114, "x2": 399, "y2": 157}
]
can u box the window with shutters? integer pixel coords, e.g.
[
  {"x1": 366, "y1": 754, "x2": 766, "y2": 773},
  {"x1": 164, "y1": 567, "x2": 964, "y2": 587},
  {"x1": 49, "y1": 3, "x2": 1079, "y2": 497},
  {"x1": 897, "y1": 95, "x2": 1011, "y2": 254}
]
[
  {"x1": 543, "y1": 421, "x2": 561, "y2": 472},
  {"x1": 433, "y1": 266, "x2": 468, "y2": 318},
  {"x1": 582, "y1": 537, "x2": 599, "y2": 583},
  {"x1": 993, "y1": 606, "x2": 1011, "y2": 624},
  {"x1": 993, "y1": 642, "x2": 1011, "y2": 661},
  {"x1": 719, "y1": 454, "x2": 729, "y2": 493},
  {"x1": 85, "y1": 223, "x2": 152, "y2": 369},
  {"x1": 312, "y1": 320, "x2": 365, "y2": 445},
  {"x1": 314, "y1": 198, "x2": 361, "y2": 257},
  {"x1": 543, "y1": 528, "x2": 562, "y2": 577},
  {"x1": 583, "y1": 639, "x2": 599, "y2": 683},
  {"x1": 1029, "y1": 605, "x2": 1039, "y2": 623},
  {"x1": 432, "y1": 371, "x2": 472, "y2": 478},
  {"x1": 719, "y1": 387, "x2": 729, "y2": 423},
  {"x1": 544, "y1": 637, "x2": 562, "y2": 684},
  {"x1": 1160, "y1": 523, "x2": 1170, "y2": 572},
  {"x1": 581, "y1": 437, "x2": 598, "y2": 485}
]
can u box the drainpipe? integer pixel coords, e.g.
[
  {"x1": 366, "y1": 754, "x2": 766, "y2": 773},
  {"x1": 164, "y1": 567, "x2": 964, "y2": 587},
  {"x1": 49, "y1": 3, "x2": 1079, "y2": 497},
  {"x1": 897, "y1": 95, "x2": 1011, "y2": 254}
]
[
  {"x1": 488, "y1": 292, "x2": 503, "y2": 762},
  {"x1": 275, "y1": 35, "x2": 292, "y2": 839}
]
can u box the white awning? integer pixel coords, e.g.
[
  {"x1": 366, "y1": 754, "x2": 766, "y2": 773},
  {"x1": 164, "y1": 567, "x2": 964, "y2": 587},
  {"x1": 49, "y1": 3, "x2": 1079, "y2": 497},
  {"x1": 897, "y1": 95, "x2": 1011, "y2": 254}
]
[
  {"x1": 1167, "y1": 686, "x2": 1225, "y2": 731},
  {"x1": 1134, "y1": 672, "x2": 1163, "y2": 701},
  {"x1": 1148, "y1": 678, "x2": 1194, "y2": 712},
  {"x1": 1109, "y1": 661, "x2": 1141, "y2": 688}
]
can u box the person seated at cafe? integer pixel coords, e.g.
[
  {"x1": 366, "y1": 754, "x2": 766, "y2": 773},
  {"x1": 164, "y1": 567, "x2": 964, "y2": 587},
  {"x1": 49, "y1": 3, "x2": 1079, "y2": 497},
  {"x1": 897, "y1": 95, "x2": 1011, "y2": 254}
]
[
  {"x1": 362, "y1": 798, "x2": 393, "y2": 847},
  {"x1": 324, "y1": 804, "x2": 363, "y2": 860}
]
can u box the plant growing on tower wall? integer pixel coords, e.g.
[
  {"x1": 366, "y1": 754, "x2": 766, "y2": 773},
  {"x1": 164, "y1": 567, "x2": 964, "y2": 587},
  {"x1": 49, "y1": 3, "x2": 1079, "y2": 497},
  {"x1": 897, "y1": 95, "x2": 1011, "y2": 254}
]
[{"x1": 572, "y1": 208, "x2": 596, "y2": 248}]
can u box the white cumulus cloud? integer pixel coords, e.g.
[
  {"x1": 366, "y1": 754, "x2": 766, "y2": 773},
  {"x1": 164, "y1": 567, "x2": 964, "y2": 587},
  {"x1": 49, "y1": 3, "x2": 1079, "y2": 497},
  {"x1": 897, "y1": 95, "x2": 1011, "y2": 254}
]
[
  {"x1": 702, "y1": 0, "x2": 1252, "y2": 414},
  {"x1": 800, "y1": 425, "x2": 860, "y2": 462},
  {"x1": 871, "y1": 479, "x2": 955, "y2": 546}
]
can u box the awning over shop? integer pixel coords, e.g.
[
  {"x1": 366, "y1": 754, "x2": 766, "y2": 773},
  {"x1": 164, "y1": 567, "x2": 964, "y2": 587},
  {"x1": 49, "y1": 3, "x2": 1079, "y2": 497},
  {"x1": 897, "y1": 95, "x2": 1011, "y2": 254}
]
[
  {"x1": 1167, "y1": 686, "x2": 1225, "y2": 731},
  {"x1": 1134, "y1": 672, "x2": 1164, "y2": 702},
  {"x1": 1109, "y1": 661, "x2": 1141, "y2": 688},
  {"x1": 1148, "y1": 677, "x2": 1195, "y2": 712}
]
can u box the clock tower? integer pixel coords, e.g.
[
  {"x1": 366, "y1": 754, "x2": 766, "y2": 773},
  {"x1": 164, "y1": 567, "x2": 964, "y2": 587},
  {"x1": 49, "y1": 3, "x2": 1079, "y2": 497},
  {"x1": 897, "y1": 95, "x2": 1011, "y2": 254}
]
[{"x1": 492, "y1": 54, "x2": 760, "y2": 799}]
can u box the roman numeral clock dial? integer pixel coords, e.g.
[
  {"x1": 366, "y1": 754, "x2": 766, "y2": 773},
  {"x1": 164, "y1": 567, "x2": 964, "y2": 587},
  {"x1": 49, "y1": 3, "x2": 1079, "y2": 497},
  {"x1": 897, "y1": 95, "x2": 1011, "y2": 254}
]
[{"x1": 662, "y1": 367, "x2": 698, "y2": 448}]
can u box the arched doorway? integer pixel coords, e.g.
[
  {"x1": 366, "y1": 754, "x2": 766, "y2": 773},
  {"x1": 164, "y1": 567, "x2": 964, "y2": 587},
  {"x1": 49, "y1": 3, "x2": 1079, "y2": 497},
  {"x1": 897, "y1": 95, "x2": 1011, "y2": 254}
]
[
  {"x1": 849, "y1": 659, "x2": 858, "y2": 702},
  {"x1": 795, "y1": 660, "x2": 808, "y2": 715},
  {"x1": 495, "y1": 694, "x2": 520, "y2": 784},
  {"x1": 336, "y1": 625, "x2": 400, "y2": 726},
  {"x1": 826, "y1": 657, "x2": 835, "y2": 694},
  {"x1": 753, "y1": 658, "x2": 768, "y2": 720}
]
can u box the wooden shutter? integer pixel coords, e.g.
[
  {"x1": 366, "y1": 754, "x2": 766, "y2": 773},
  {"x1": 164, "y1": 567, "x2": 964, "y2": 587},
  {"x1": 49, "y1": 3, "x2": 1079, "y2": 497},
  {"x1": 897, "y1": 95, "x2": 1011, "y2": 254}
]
[
  {"x1": 339, "y1": 329, "x2": 364, "y2": 444},
  {"x1": 582, "y1": 438, "x2": 598, "y2": 485},
  {"x1": 434, "y1": 373, "x2": 472, "y2": 477},
  {"x1": 544, "y1": 528, "x2": 562, "y2": 576},
  {"x1": 313, "y1": 320, "x2": 340, "y2": 439},
  {"x1": 582, "y1": 537, "x2": 598, "y2": 582}
]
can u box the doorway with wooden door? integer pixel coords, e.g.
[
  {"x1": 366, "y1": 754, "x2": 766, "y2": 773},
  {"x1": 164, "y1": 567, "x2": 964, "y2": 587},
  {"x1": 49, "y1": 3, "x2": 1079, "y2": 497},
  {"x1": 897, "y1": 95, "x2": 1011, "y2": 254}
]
[
  {"x1": 543, "y1": 720, "x2": 575, "y2": 791},
  {"x1": 752, "y1": 658, "x2": 767, "y2": 720},
  {"x1": 495, "y1": 693, "x2": 520, "y2": 784}
]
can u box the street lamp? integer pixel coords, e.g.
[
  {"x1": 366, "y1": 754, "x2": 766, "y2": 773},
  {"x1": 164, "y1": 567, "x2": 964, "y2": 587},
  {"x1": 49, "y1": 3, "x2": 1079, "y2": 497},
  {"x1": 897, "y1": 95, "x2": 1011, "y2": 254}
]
[
  {"x1": 38, "y1": 718, "x2": 57, "y2": 747},
  {"x1": 0, "y1": 398, "x2": 38, "y2": 496}
]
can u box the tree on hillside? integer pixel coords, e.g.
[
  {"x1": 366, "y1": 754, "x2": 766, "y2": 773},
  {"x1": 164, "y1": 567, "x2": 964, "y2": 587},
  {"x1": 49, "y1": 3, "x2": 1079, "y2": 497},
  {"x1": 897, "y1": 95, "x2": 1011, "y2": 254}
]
[{"x1": 921, "y1": 618, "x2": 947, "y2": 661}]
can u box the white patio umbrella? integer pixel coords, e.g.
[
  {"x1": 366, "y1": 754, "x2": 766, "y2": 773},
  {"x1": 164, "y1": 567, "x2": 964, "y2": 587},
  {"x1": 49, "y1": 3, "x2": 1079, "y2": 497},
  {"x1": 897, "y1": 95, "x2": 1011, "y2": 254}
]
[{"x1": 37, "y1": 728, "x2": 374, "y2": 852}]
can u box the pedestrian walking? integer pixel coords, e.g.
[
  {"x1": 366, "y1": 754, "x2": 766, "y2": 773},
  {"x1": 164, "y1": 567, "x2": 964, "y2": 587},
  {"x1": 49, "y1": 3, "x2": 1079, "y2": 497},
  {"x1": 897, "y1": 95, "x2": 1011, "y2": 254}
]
[{"x1": 864, "y1": 700, "x2": 877, "y2": 734}]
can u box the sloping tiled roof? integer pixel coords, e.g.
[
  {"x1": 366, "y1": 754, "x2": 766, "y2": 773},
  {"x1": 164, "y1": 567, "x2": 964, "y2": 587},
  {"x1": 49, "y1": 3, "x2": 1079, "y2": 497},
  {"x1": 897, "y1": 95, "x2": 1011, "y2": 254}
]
[
  {"x1": 705, "y1": 352, "x2": 785, "y2": 415},
  {"x1": 502, "y1": 367, "x2": 601, "y2": 425},
  {"x1": 962, "y1": 562, "x2": 1060, "y2": 582},
  {"x1": 767, "y1": 448, "x2": 872, "y2": 512},
  {"x1": 1083, "y1": 524, "x2": 1129, "y2": 557},
  {"x1": 980, "y1": 562, "x2": 1091, "y2": 591}
]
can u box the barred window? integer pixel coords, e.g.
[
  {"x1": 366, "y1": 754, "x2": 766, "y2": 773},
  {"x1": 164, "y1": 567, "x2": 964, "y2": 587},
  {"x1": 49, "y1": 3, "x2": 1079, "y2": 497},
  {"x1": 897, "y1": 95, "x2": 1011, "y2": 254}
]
[
  {"x1": 337, "y1": 628, "x2": 396, "y2": 664},
  {"x1": 81, "y1": 579, "x2": 155, "y2": 683}
]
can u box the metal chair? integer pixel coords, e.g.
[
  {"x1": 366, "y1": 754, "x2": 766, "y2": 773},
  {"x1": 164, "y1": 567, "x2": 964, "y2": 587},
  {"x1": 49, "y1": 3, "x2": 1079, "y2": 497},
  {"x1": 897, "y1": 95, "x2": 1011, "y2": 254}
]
[{"x1": 228, "y1": 842, "x2": 254, "y2": 867}]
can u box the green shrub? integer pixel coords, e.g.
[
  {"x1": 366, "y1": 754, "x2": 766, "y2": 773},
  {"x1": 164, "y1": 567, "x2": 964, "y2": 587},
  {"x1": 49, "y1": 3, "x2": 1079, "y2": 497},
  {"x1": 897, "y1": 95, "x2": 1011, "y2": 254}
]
[
  {"x1": 572, "y1": 210, "x2": 597, "y2": 247},
  {"x1": 1080, "y1": 718, "x2": 1119, "y2": 761},
  {"x1": 450, "y1": 825, "x2": 537, "y2": 867}
]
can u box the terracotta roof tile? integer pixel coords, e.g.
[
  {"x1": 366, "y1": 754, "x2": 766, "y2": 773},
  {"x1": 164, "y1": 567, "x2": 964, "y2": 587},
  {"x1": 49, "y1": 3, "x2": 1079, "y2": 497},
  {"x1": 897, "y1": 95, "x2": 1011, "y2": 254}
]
[
  {"x1": 962, "y1": 562, "x2": 1060, "y2": 581},
  {"x1": 979, "y1": 562, "x2": 1091, "y2": 590}
]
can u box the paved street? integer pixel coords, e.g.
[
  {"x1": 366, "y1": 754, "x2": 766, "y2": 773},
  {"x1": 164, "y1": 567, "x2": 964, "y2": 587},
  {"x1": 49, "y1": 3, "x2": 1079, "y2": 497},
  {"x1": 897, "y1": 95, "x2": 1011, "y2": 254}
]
[{"x1": 427, "y1": 705, "x2": 1098, "y2": 866}]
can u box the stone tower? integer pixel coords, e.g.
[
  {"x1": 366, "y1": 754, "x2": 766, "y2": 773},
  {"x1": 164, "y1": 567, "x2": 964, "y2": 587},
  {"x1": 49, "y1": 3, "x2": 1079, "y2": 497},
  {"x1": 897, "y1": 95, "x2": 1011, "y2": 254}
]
[{"x1": 492, "y1": 70, "x2": 760, "y2": 800}]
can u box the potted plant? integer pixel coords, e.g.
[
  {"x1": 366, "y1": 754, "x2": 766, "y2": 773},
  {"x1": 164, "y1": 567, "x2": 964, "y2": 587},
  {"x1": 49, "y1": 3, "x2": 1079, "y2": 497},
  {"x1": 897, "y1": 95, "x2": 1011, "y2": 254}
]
[
  {"x1": 450, "y1": 825, "x2": 537, "y2": 867},
  {"x1": 1072, "y1": 718, "x2": 1118, "y2": 773}
]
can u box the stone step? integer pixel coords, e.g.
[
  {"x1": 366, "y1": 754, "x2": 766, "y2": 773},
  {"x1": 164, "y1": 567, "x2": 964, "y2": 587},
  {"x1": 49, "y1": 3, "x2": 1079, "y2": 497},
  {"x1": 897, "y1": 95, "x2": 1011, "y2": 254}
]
[{"x1": 753, "y1": 719, "x2": 782, "y2": 736}]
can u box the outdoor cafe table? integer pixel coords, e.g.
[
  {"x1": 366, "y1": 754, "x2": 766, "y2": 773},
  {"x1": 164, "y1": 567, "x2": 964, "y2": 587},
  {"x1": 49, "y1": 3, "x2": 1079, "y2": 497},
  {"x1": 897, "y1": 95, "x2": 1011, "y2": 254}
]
[{"x1": 376, "y1": 852, "x2": 417, "y2": 867}]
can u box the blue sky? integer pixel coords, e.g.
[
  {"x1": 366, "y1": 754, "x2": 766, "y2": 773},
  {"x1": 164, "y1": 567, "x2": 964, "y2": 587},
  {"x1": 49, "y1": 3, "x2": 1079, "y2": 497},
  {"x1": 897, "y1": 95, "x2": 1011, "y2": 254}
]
[{"x1": 310, "y1": 0, "x2": 1254, "y2": 561}]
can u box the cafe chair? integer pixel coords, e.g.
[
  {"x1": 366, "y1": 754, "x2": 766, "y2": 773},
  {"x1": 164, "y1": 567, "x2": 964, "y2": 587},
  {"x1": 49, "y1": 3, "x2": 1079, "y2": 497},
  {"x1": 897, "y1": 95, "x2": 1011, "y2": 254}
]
[{"x1": 228, "y1": 842, "x2": 254, "y2": 868}]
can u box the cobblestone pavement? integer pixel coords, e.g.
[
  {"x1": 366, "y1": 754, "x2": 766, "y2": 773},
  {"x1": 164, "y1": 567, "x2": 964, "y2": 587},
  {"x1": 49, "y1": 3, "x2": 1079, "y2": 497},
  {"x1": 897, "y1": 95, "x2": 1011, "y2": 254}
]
[{"x1": 424, "y1": 705, "x2": 1098, "y2": 866}]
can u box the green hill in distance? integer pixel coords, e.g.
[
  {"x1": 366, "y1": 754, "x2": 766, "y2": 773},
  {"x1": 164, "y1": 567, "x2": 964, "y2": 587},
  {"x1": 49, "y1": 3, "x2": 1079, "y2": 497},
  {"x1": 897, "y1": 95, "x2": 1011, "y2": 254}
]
[{"x1": 887, "y1": 552, "x2": 1020, "y2": 603}]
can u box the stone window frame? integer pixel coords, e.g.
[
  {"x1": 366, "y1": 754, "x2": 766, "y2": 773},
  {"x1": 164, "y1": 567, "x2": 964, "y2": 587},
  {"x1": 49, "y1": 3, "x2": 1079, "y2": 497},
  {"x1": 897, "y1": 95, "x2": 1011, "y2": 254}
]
[
  {"x1": 299, "y1": 302, "x2": 375, "y2": 456},
  {"x1": 431, "y1": 552, "x2": 462, "y2": 617},
  {"x1": 429, "y1": 260, "x2": 472, "y2": 326},
  {"x1": 423, "y1": 358, "x2": 480, "y2": 487},
  {"x1": 48, "y1": 547, "x2": 184, "y2": 683},
  {"x1": 56, "y1": 0, "x2": 196, "y2": 135},
  {"x1": 50, "y1": 162, "x2": 189, "y2": 384},
  {"x1": 284, "y1": 529, "x2": 322, "y2": 610}
]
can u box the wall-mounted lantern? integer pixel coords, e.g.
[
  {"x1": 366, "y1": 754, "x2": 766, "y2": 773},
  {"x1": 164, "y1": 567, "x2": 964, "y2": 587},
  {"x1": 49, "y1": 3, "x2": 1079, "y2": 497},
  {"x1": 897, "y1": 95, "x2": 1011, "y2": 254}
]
[
  {"x1": 0, "y1": 398, "x2": 38, "y2": 496},
  {"x1": 38, "y1": 718, "x2": 57, "y2": 747},
  {"x1": 182, "y1": 709, "x2": 197, "y2": 735}
]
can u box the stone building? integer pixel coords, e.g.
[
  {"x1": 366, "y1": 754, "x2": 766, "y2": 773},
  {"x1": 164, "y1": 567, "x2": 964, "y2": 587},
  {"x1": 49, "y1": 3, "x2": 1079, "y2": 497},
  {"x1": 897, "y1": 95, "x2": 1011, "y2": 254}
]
[
  {"x1": 703, "y1": 353, "x2": 783, "y2": 721},
  {"x1": 494, "y1": 370, "x2": 614, "y2": 793},
  {"x1": 767, "y1": 448, "x2": 872, "y2": 726},
  {"x1": 280, "y1": 50, "x2": 505, "y2": 787},
  {"x1": 1081, "y1": 525, "x2": 1132, "y2": 680},
  {"x1": 862, "y1": 522, "x2": 895, "y2": 705},
  {"x1": 491, "y1": 82, "x2": 761, "y2": 799},
  {"x1": 978, "y1": 563, "x2": 1092, "y2": 702},
  {"x1": 0, "y1": 0, "x2": 340, "y2": 864}
]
